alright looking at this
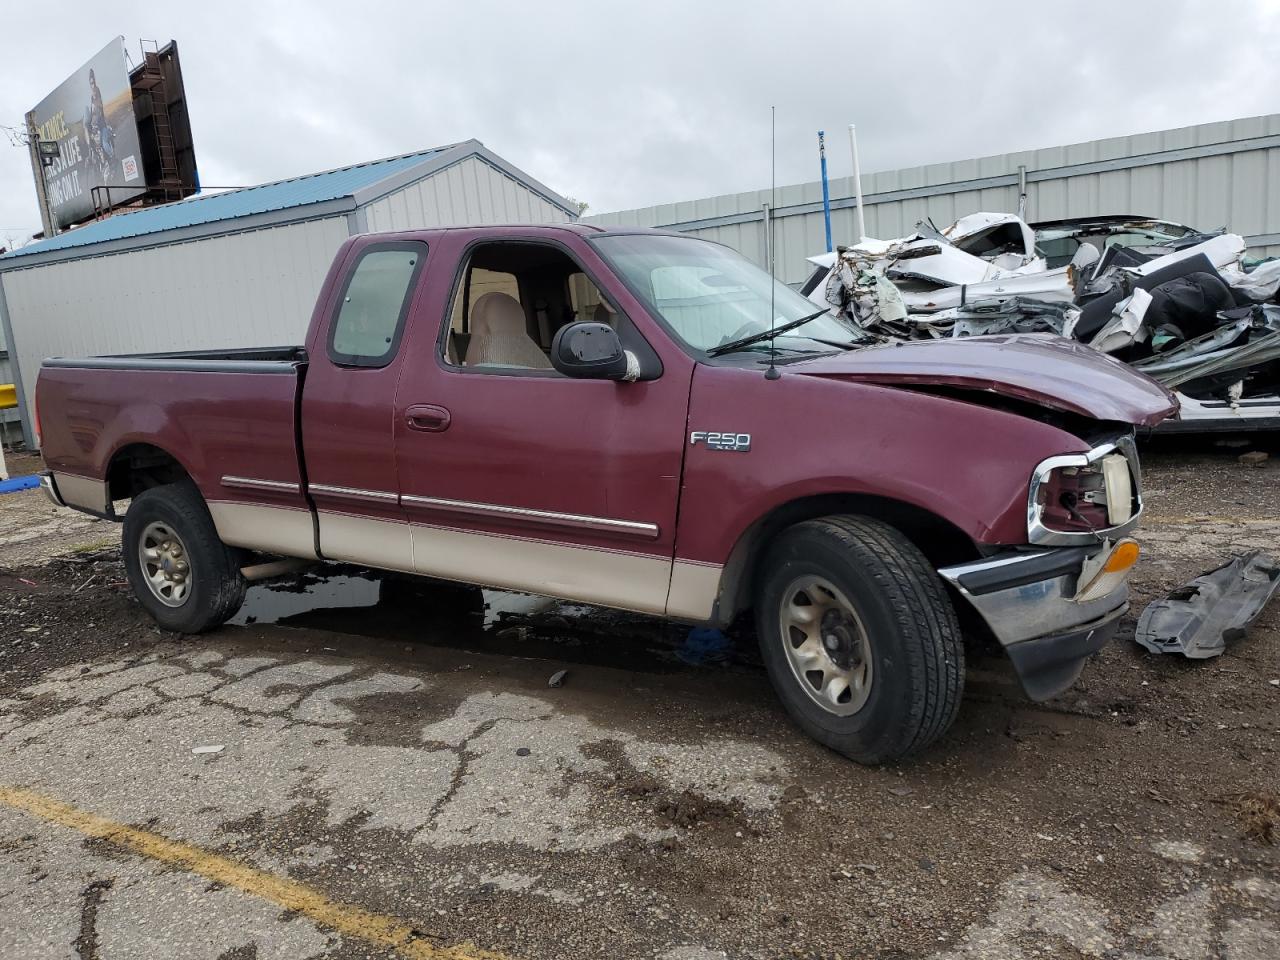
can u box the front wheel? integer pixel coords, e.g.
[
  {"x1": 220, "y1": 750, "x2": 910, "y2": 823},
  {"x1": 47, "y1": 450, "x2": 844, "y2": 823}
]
[
  {"x1": 121, "y1": 482, "x2": 246, "y2": 633},
  {"x1": 756, "y1": 515, "x2": 965, "y2": 763}
]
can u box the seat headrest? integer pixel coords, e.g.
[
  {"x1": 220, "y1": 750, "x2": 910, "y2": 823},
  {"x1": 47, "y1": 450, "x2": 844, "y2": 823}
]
[{"x1": 471, "y1": 292, "x2": 527, "y2": 337}]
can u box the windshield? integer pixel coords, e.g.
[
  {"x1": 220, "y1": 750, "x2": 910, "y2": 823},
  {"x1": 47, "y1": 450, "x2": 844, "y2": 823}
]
[{"x1": 593, "y1": 234, "x2": 857, "y2": 354}]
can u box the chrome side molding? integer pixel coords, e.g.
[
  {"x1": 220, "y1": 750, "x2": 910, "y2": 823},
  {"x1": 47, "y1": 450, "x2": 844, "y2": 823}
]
[
  {"x1": 309, "y1": 483, "x2": 398, "y2": 503},
  {"x1": 220, "y1": 475, "x2": 301, "y2": 494},
  {"x1": 221, "y1": 476, "x2": 660, "y2": 540},
  {"x1": 401, "y1": 494, "x2": 660, "y2": 540}
]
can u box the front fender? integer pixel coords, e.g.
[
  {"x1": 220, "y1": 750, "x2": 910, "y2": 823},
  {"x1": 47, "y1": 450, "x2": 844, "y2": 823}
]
[{"x1": 676, "y1": 365, "x2": 1094, "y2": 565}]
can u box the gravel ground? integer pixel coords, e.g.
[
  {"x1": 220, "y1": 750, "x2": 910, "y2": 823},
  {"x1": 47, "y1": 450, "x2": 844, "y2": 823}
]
[
  {"x1": 0, "y1": 442, "x2": 1276, "y2": 959},
  {"x1": 0, "y1": 452, "x2": 109, "y2": 567}
]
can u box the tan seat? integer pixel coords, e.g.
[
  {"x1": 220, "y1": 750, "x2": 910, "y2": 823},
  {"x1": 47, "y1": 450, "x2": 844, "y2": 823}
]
[{"x1": 467, "y1": 292, "x2": 553, "y2": 369}]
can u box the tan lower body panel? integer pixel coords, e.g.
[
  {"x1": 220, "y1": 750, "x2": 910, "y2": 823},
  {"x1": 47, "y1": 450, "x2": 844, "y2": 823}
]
[
  {"x1": 206, "y1": 501, "x2": 724, "y2": 619},
  {"x1": 208, "y1": 502, "x2": 316, "y2": 558},
  {"x1": 667, "y1": 560, "x2": 723, "y2": 621},
  {"x1": 54, "y1": 473, "x2": 109, "y2": 514},
  {"x1": 411, "y1": 523, "x2": 673, "y2": 615},
  {"x1": 318, "y1": 511, "x2": 414, "y2": 572}
]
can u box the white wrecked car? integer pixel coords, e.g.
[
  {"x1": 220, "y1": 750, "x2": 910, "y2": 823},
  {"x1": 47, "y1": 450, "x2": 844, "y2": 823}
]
[{"x1": 802, "y1": 214, "x2": 1280, "y2": 433}]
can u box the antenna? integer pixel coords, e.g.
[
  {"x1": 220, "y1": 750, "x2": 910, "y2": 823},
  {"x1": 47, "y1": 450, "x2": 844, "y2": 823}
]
[{"x1": 765, "y1": 105, "x2": 780, "y2": 381}]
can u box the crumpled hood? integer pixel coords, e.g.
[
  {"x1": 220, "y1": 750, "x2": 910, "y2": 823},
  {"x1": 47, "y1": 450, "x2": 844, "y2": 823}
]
[{"x1": 793, "y1": 333, "x2": 1179, "y2": 426}]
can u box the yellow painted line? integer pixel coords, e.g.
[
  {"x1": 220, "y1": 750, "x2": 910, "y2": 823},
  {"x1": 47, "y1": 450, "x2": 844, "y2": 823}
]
[
  {"x1": 1148, "y1": 515, "x2": 1275, "y2": 525},
  {"x1": 0, "y1": 785, "x2": 512, "y2": 960}
]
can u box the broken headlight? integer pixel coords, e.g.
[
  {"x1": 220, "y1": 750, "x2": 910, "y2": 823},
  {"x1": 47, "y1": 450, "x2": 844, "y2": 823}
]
[
  {"x1": 1035, "y1": 463, "x2": 1109, "y2": 533},
  {"x1": 1027, "y1": 442, "x2": 1140, "y2": 546}
]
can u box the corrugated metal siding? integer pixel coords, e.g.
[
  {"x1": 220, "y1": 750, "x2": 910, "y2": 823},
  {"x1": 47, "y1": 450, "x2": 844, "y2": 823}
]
[
  {"x1": 0, "y1": 345, "x2": 16, "y2": 433},
  {"x1": 364, "y1": 157, "x2": 573, "y2": 232},
  {"x1": 588, "y1": 114, "x2": 1280, "y2": 285},
  {"x1": 1, "y1": 216, "x2": 348, "y2": 421}
]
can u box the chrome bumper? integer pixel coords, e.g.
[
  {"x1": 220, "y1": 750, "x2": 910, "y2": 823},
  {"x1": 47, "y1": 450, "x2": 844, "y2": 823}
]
[
  {"x1": 39, "y1": 472, "x2": 67, "y2": 508},
  {"x1": 938, "y1": 544, "x2": 1131, "y2": 700}
]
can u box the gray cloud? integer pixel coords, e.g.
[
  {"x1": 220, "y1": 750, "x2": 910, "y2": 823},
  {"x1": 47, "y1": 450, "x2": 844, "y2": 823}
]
[{"x1": 3, "y1": 0, "x2": 1279, "y2": 243}]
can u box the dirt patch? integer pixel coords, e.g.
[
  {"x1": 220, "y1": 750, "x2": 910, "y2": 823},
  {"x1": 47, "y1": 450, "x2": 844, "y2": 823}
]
[
  {"x1": 656, "y1": 790, "x2": 745, "y2": 830},
  {"x1": 1216, "y1": 792, "x2": 1280, "y2": 846}
]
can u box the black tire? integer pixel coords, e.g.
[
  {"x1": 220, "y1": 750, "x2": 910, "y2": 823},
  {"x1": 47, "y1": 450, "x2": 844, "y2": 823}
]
[
  {"x1": 121, "y1": 481, "x2": 246, "y2": 633},
  {"x1": 756, "y1": 515, "x2": 964, "y2": 764}
]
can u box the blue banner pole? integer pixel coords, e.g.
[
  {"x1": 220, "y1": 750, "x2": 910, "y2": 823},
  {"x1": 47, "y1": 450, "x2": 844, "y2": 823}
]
[{"x1": 818, "y1": 130, "x2": 832, "y2": 253}]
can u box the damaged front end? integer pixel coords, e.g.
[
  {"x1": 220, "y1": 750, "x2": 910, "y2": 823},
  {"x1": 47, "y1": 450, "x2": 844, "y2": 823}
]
[
  {"x1": 937, "y1": 436, "x2": 1144, "y2": 700},
  {"x1": 809, "y1": 213, "x2": 1280, "y2": 431}
]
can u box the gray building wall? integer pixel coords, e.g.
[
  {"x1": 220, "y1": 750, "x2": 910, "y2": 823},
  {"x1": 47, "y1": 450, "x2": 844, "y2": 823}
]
[
  {"x1": 0, "y1": 331, "x2": 17, "y2": 443},
  {"x1": 0, "y1": 152, "x2": 573, "y2": 446},
  {"x1": 364, "y1": 156, "x2": 573, "y2": 231},
  {"x1": 587, "y1": 114, "x2": 1280, "y2": 287},
  {"x1": 1, "y1": 216, "x2": 349, "y2": 421}
]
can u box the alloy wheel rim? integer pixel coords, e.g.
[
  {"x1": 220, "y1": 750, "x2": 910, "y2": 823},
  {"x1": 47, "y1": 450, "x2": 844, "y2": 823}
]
[
  {"x1": 138, "y1": 521, "x2": 192, "y2": 608},
  {"x1": 778, "y1": 575, "x2": 873, "y2": 716}
]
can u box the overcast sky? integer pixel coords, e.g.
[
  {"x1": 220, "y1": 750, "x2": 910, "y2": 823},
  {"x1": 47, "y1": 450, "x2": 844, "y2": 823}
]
[{"x1": 3, "y1": 0, "x2": 1280, "y2": 244}]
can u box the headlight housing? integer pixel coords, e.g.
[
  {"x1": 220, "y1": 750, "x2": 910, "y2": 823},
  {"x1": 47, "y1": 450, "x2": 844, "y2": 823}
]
[{"x1": 1028, "y1": 436, "x2": 1142, "y2": 546}]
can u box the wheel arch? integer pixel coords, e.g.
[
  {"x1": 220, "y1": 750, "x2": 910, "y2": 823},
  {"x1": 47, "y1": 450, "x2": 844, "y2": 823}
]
[
  {"x1": 711, "y1": 492, "x2": 981, "y2": 627},
  {"x1": 106, "y1": 442, "x2": 197, "y2": 503}
]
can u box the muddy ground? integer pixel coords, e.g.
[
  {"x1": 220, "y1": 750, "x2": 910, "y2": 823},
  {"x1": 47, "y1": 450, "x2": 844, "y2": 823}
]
[{"x1": 0, "y1": 442, "x2": 1277, "y2": 959}]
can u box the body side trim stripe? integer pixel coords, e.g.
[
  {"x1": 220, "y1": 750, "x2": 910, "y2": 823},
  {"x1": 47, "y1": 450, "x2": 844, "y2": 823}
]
[
  {"x1": 221, "y1": 475, "x2": 302, "y2": 494},
  {"x1": 409, "y1": 517, "x2": 667, "y2": 560},
  {"x1": 401, "y1": 494, "x2": 660, "y2": 539},
  {"x1": 309, "y1": 483, "x2": 399, "y2": 503}
]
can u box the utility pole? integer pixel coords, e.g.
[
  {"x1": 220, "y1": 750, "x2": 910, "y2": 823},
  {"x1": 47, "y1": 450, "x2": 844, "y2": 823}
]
[{"x1": 24, "y1": 113, "x2": 56, "y2": 238}]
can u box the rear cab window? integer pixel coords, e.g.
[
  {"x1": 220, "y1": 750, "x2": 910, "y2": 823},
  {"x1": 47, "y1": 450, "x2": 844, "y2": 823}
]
[{"x1": 328, "y1": 243, "x2": 426, "y2": 367}]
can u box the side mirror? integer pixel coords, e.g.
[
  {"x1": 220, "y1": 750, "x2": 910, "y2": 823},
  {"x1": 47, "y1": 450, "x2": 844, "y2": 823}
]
[{"x1": 551, "y1": 322, "x2": 630, "y2": 380}]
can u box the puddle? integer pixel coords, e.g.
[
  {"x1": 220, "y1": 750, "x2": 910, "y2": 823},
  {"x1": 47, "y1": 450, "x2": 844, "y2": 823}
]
[
  {"x1": 228, "y1": 567, "x2": 759, "y2": 674},
  {"x1": 232, "y1": 574, "x2": 382, "y2": 624}
]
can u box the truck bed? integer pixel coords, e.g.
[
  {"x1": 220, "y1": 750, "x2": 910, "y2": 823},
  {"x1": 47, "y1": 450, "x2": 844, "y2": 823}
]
[{"x1": 36, "y1": 348, "x2": 312, "y2": 550}]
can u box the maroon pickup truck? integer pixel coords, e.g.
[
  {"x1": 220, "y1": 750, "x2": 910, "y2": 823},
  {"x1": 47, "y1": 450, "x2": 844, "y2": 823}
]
[{"x1": 35, "y1": 224, "x2": 1176, "y2": 762}]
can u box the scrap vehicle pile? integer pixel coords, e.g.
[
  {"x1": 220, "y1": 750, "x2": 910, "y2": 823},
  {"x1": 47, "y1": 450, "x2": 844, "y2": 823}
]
[{"x1": 805, "y1": 213, "x2": 1280, "y2": 430}]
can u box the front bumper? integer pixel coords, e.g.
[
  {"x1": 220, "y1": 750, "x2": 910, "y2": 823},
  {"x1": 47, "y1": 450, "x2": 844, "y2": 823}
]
[{"x1": 938, "y1": 544, "x2": 1131, "y2": 701}]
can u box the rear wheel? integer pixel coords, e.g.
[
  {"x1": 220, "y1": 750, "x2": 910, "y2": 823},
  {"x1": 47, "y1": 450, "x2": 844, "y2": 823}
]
[
  {"x1": 122, "y1": 482, "x2": 246, "y2": 633},
  {"x1": 756, "y1": 515, "x2": 964, "y2": 763}
]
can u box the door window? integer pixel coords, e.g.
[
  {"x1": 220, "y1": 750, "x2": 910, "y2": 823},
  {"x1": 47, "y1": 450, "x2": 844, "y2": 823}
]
[
  {"x1": 329, "y1": 244, "x2": 425, "y2": 367},
  {"x1": 442, "y1": 242, "x2": 613, "y2": 372}
]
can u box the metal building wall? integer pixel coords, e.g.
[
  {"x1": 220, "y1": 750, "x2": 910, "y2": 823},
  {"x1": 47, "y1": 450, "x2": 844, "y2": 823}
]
[
  {"x1": 363, "y1": 156, "x2": 573, "y2": 232},
  {"x1": 587, "y1": 114, "x2": 1280, "y2": 287},
  {"x1": 0, "y1": 334, "x2": 17, "y2": 441},
  {"x1": 0, "y1": 216, "x2": 349, "y2": 428}
]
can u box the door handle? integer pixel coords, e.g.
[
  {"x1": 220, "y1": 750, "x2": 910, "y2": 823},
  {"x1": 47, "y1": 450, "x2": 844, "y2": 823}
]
[{"x1": 405, "y1": 404, "x2": 451, "y2": 432}]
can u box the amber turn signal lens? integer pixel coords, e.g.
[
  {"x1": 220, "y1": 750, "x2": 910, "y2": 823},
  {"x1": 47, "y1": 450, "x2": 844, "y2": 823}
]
[{"x1": 1103, "y1": 539, "x2": 1140, "y2": 573}]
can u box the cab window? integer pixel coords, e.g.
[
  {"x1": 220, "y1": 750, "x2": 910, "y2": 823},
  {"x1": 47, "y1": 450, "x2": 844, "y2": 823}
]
[
  {"x1": 443, "y1": 242, "x2": 614, "y2": 372},
  {"x1": 329, "y1": 244, "x2": 425, "y2": 367}
]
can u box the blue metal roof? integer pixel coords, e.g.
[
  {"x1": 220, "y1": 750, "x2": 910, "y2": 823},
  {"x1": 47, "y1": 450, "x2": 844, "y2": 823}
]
[{"x1": 1, "y1": 146, "x2": 450, "y2": 262}]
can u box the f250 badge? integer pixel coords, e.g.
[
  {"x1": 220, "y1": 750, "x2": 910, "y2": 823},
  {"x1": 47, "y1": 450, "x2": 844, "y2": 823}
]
[{"x1": 690, "y1": 431, "x2": 751, "y2": 452}]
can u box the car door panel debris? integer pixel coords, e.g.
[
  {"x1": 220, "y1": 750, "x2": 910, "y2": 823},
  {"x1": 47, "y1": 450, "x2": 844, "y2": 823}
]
[{"x1": 1135, "y1": 551, "x2": 1280, "y2": 658}]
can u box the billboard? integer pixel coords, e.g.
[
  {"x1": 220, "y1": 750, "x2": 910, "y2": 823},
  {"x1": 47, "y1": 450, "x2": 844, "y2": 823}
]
[{"x1": 27, "y1": 37, "x2": 146, "y2": 228}]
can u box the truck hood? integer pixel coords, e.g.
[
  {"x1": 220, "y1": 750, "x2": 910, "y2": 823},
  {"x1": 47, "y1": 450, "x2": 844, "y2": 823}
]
[{"x1": 792, "y1": 333, "x2": 1178, "y2": 426}]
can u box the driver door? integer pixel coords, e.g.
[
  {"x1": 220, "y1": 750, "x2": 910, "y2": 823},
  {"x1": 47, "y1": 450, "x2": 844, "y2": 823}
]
[{"x1": 392, "y1": 232, "x2": 695, "y2": 614}]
